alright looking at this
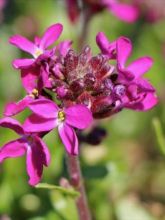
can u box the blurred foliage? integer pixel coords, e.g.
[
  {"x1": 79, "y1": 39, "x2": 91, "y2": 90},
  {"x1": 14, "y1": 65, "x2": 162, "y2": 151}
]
[{"x1": 0, "y1": 0, "x2": 165, "y2": 220}]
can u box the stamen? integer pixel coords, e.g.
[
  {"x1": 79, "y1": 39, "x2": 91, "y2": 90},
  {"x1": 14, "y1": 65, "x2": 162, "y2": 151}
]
[
  {"x1": 34, "y1": 48, "x2": 43, "y2": 58},
  {"x1": 58, "y1": 111, "x2": 65, "y2": 122},
  {"x1": 29, "y1": 89, "x2": 39, "y2": 99}
]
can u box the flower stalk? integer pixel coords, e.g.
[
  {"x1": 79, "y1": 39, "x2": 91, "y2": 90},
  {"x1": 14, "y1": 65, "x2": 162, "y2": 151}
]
[{"x1": 66, "y1": 153, "x2": 92, "y2": 220}]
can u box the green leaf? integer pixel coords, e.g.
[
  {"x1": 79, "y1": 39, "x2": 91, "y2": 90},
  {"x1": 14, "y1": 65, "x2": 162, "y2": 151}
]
[
  {"x1": 35, "y1": 183, "x2": 80, "y2": 198},
  {"x1": 152, "y1": 118, "x2": 165, "y2": 155}
]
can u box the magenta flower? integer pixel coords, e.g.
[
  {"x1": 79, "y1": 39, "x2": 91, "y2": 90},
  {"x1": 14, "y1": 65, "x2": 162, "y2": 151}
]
[
  {"x1": 4, "y1": 65, "x2": 45, "y2": 116},
  {"x1": 9, "y1": 23, "x2": 63, "y2": 69},
  {"x1": 23, "y1": 99, "x2": 93, "y2": 155},
  {"x1": 102, "y1": 0, "x2": 139, "y2": 23},
  {"x1": 95, "y1": 32, "x2": 157, "y2": 113},
  {"x1": 65, "y1": 0, "x2": 139, "y2": 23},
  {"x1": 115, "y1": 36, "x2": 158, "y2": 110},
  {"x1": 0, "y1": 117, "x2": 50, "y2": 185}
]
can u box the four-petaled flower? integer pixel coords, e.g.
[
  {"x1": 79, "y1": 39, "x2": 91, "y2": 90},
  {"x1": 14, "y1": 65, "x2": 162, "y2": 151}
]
[
  {"x1": 0, "y1": 117, "x2": 50, "y2": 186},
  {"x1": 116, "y1": 36, "x2": 158, "y2": 110},
  {"x1": 23, "y1": 99, "x2": 93, "y2": 155},
  {"x1": 9, "y1": 23, "x2": 63, "y2": 69}
]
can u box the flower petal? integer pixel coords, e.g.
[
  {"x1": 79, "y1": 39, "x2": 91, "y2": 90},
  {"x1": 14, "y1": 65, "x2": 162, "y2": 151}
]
[
  {"x1": 58, "y1": 123, "x2": 78, "y2": 155},
  {"x1": 39, "y1": 23, "x2": 63, "y2": 50},
  {"x1": 57, "y1": 40, "x2": 72, "y2": 56},
  {"x1": 26, "y1": 141, "x2": 44, "y2": 186},
  {"x1": 126, "y1": 57, "x2": 153, "y2": 78},
  {"x1": 96, "y1": 32, "x2": 116, "y2": 58},
  {"x1": 110, "y1": 3, "x2": 139, "y2": 23},
  {"x1": 126, "y1": 93, "x2": 158, "y2": 111},
  {"x1": 34, "y1": 136, "x2": 50, "y2": 166},
  {"x1": 0, "y1": 139, "x2": 26, "y2": 162},
  {"x1": 12, "y1": 58, "x2": 35, "y2": 69},
  {"x1": 9, "y1": 35, "x2": 36, "y2": 55},
  {"x1": 23, "y1": 114, "x2": 56, "y2": 133},
  {"x1": 0, "y1": 117, "x2": 24, "y2": 135},
  {"x1": 140, "y1": 93, "x2": 158, "y2": 111},
  {"x1": 21, "y1": 66, "x2": 39, "y2": 93},
  {"x1": 28, "y1": 99, "x2": 59, "y2": 119},
  {"x1": 117, "y1": 37, "x2": 132, "y2": 69},
  {"x1": 135, "y1": 78, "x2": 155, "y2": 93},
  {"x1": 65, "y1": 104, "x2": 93, "y2": 129},
  {"x1": 4, "y1": 96, "x2": 33, "y2": 117}
]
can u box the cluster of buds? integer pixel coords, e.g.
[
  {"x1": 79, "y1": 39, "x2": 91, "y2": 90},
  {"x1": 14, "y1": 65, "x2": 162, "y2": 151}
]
[
  {"x1": 66, "y1": 0, "x2": 139, "y2": 23},
  {"x1": 0, "y1": 23, "x2": 157, "y2": 185}
]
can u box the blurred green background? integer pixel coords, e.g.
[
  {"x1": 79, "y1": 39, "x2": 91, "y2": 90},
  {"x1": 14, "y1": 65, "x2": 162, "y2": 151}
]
[{"x1": 0, "y1": 0, "x2": 165, "y2": 219}]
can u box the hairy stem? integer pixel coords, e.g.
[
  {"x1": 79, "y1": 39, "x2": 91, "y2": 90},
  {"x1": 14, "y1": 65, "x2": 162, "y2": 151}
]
[{"x1": 66, "y1": 154, "x2": 92, "y2": 220}]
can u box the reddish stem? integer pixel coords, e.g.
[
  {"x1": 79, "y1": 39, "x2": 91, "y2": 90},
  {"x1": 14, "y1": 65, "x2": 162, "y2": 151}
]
[
  {"x1": 66, "y1": 154, "x2": 92, "y2": 220},
  {"x1": 78, "y1": 8, "x2": 91, "y2": 51}
]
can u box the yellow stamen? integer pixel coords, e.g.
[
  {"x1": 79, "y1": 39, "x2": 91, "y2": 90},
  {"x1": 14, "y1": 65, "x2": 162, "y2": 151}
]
[
  {"x1": 58, "y1": 111, "x2": 65, "y2": 122},
  {"x1": 34, "y1": 48, "x2": 43, "y2": 58},
  {"x1": 29, "y1": 89, "x2": 39, "y2": 99}
]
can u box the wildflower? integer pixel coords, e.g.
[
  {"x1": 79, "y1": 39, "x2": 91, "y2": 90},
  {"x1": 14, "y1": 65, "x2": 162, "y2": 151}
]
[
  {"x1": 9, "y1": 23, "x2": 63, "y2": 69},
  {"x1": 116, "y1": 36, "x2": 158, "y2": 110},
  {"x1": 66, "y1": 0, "x2": 139, "y2": 23},
  {"x1": 4, "y1": 66, "x2": 44, "y2": 116},
  {"x1": 23, "y1": 99, "x2": 93, "y2": 155},
  {"x1": 0, "y1": 117, "x2": 50, "y2": 185}
]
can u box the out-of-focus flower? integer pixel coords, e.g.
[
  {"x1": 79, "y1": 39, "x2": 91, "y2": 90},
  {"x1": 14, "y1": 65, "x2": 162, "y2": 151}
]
[
  {"x1": 9, "y1": 23, "x2": 63, "y2": 69},
  {"x1": 0, "y1": 117, "x2": 50, "y2": 186},
  {"x1": 65, "y1": 0, "x2": 139, "y2": 23},
  {"x1": 134, "y1": 0, "x2": 165, "y2": 22},
  {"x1": 0, "y1": 0, "x2": 6, "y2": 23},
  {"x1": 23, "y1": 99, "x2": 93, "y2": 155}
]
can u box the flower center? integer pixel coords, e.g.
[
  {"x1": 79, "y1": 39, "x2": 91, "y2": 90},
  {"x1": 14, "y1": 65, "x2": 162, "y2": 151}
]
[
  {"x1": 29, "y1": 89, "x2": 39, "y2": 99},
  {"x1": 34, "y1": 48, "x2": 43, "y2": 58},
  {"x1": 58, "y1": 111, "x2": 65, "y2": 122}
]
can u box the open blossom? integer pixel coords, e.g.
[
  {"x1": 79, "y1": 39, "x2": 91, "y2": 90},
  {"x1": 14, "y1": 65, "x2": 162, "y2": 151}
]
[
  {"x1": 9, "y1": 23, "x2": 63, "y2": 69},
  {"x1": 4, "y1": 40, "x2": 72, "y2": 117},
  {"x1": 96, "y1": 32, "x2": 158, "y2": 113},
  {"x1": 2, "y1": 24, "x2": 158, "y2": 185},
  {"x1": 4, "y1": 65, "x2": 43, "y2": 116},
  {"x1": 0, "y1": 117, "x2": 50, "y2": 185},
  {"x1": 66, "y1": 0, "x2": 139, "y2": 23},
  {"x1": 23, "y1": 99, "x2": 93, "y2": 155}
]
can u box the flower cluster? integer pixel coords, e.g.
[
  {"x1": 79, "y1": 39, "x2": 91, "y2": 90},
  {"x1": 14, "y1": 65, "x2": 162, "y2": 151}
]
[
  {"x1": 66, "y1": 0, "x2": 139, "y2": 23},
  {"x1": 0, "y1": 23, "x2": 157, "y2": 185}
]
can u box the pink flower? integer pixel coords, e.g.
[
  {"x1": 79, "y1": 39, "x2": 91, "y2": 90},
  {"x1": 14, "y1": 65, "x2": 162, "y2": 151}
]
[
  {"x1": 96, "y1": 32, "x2": 157, "y2": 112},
  {"x1": 9, "y1": 23, "x2": 63, "y2": 69},
  {"x1": 65, "y1": 0, "x2": 139, "y2": 23},
  {"x1": 4, "y1": 65, "x2": 45, "y2": 116},
  {"x1": 23, "y1": 99, "x2": 93, "y2": 155},
  {"x1": 0, "y1": 117, "x2": 50, "y2": 186},
  {"x1": 116, "y1": 36, "x2": 158, "y2": 110},
  {"x1": 102, "y1": 0, "x2": 139, "y2": 23}
]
